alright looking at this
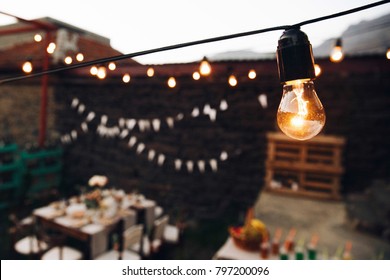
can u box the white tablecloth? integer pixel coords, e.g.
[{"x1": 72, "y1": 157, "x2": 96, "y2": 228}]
[{"x1": 33, "y1": 205, "x2": 137, "y2": 259}]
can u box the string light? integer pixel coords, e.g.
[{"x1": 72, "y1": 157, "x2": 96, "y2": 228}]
[
  {"x1": 108, "y1": 62, "x2": 116, "y2": 71},
  {"x1": 147, "y1": 67, "x2": 155, "y2": 77},
  {"x1": 97, "y1": 66, "x2": 107, "y2": 79},
  {"x1": 330, "y1": 38, "x2": 344, "y2": 62},
  {"x1": 22, "y1": 61, "x2": 33, "y2": 73},
  {"x1": 276, "y1": 28, "x2": 325, "y2": 141},
  {"x1": 122, "y1": 73, "x2": 131, "y2": 83},
  {"x1": 386, "y1": 47, "x2": 390, "y2": 59},
  {"x1": 3, "y1": 1, "x2": 387, "y2": 85},
  {"x1": 248, "y1": 69, "x2": 257, "y2": 79},
  {"x1": 199, "y1": 57, "x2": 211, "y2": 76},
  {"x1": 167, "y1": 77, "x2": 176, "y2": 88},
  {"x1": 228, "y1": 75, "x2": 237, "y2": 87},
  {"x1": 90, "y1": 66, "x2": 98, "y2": 75},
  {"x1": 64, "y1": 56, "x2": 73, "y2": 64},
  {"x1": 34, "y1": 34, "x2": 42, "y2": 42},
  {"x1": 46, "y1": 42, "x2": 56, "y2": 54},
  {"x1": 76, "y1": 53, "x2": 84, "y2": 62},
  {"x1": 192, "y1": 71, "x2": 201, "y2": 80}
]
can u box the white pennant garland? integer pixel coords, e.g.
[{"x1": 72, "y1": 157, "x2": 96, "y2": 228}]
[
  {"x1": 220, "y1": 151, "x2": 228, "y2": 161},
  {"x1": 209, "y1": 159, "x2": 218, "y2": 172},
  {"x1": 64, "y1": 97, "x2": 234, "y2": 174},
  {"x1": 71, "y1": 98, "x2": 79, "y2": 108},
  {"x1": 197, "y1": 160, "x2": 206, "y2": 173},
  {"x1": 136, "y1": 143, "x2": 145, "y2": 154},
  {"x1": 186, "y1": 161, "x2": 194, "y2": 173},
  {"x1": 174, "y1": 159, "x2": 182, "y2": 171},
  {"x1": 258, "y1": 93, "x2": 268, "y2": 109},
  {"x1": 148, "y1": 149, "x2": 156, "y2": 161},
  {"x1": 119, "y1": 129, "x2": 129, "y2": 139},
  {"x1": 81, "y1": 122, "x2": 88, "y2": 132},
  {"x1": 118, "y1": 118, "x2": 126, "y2": 128},
  {"x1": 152, "y1": 119, "x2": 161, "y2": 132},
  {"x1": 157, "y1": 154, "x2": 165, "y2": 166},
  {"x1": 86, "y1": 112, "x2": 95, "y2": 122},
  {"x1": 127, "y1": 119, "x2": 137, "y2": 130},
  {"x1": 78, "y1": 104, "x2": 85, "y2": 114},
  {"x1": 220, "y1": 99, "x2": 228, "y2": 111},
  {"x1": 191, "y1": 107, "x2": 200, "y2": 118},
  {"x1": 128, "y1": 136, "x2": 137, "y2": 148},
  {"x1": 101, "y1": 115, "x2": 108, "y2": 125},
  {"x1": 166, "y1": 117, "x2": 174, "y2": 129}
]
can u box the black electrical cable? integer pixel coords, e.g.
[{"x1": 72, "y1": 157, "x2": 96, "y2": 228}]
[{"x1": 0, "y1": 0, "x2": 389, "y2": 84}]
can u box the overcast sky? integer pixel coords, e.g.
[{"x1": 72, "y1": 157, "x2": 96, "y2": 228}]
[{"x1": 1, "y1": 0, "x2": 389, "y2": 64}]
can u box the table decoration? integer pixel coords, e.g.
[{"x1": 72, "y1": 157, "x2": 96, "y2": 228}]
[{"x1": 229, "y1": 208, "x2": 268, "y2": 251}]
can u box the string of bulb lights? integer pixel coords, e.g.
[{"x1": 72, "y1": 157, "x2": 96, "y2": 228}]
[{"x1": 1, "y1": 0, "x2": 389, "y2": 141}]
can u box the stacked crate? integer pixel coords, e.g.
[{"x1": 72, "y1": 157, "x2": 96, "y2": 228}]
[
  {"x1": 21, "y1": 147, "x2": 63, "y2": 203},
  {"x1": 0, "y1": 143, "x2": 22, "y2": 211},
  {"x1": 265, "y1": 132, "x2": 345, "y2": 200}
]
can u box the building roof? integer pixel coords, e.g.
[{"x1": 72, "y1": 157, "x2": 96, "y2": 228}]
[{"x1": 0, "y1": 17, "x2": 139, "y2": 73}]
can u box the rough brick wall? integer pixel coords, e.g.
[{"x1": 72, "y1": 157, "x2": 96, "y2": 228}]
[{"x1": 0, "y1": 81, "x2": 57, "y2": 146}]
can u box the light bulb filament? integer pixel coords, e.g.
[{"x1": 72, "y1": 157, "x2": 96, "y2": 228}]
[
  {"x1": 290, "y1": 116, "x2": 304, "y2": 127},
  {"x1": 290, "y1": 80, "x2": 308, "y2": 116}
]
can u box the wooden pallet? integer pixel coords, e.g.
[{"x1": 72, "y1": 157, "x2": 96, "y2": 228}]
[{"x1": 265, "y1": 132, "x2": 346, "y2": 200}]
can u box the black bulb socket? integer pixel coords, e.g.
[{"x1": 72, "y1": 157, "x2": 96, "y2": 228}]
[{"x1": 276, "y1": 28, "x2": 316, "y2": 83}]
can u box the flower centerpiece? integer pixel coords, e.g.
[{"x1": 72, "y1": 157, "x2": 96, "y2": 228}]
[{"x1": 84, "y1": 175, "x2": 108, "y2": 209}]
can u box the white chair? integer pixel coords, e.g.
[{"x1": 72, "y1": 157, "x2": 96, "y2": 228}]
[
  {"x1": 154, "y1": 205, "x2": 163, "y2": 218},
  {"x1": 39, "y1": 232, "x2": 83, "y2": 260},
  {"x1": 41, "y1": 246, "x2": 83, "y2": 260},
  {"x1": 149, "y1": 215, "x2": 169, "y2": 254},
  {"x1": 95, "y1": 225, "x2": 143, "y2": 260},
  {"x1": 14, "y1": 235, "x2": 49, "y2": 256},
  {"x1": 129, "y1": 215, "x2": 170, "y2": 257},
  {"x1": 9, "y1": 214, "x2": 49, "y2": 259},
  {"x1": 164, "y1": 224, "x2": 180, "y2": 244}
]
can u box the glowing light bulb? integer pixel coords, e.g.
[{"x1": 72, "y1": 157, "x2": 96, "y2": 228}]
[
  {"x1": 64, "y1": 56, "x2": 72, "y2": 64},
  {"x1": 34, "y1": 34, "x2": 42, "y2": 42},
  {"x1": 97, "y1": 66, "x2": 106, "y2": 79},
  {"x1": 192, "y1": 71, "x2": 200, "y2": 80},
  {"x1": 76, "y1": 53, "x2": 84, "y2": 62},
  {"x1": 228, "y1": 75, "x2": 237, "y2": 87},
  {"x1": 122, "y1": 74, "x2": 131, "y2": 83},
  {"x1": 386, "y1": 48, "x2": 390, "y2": 60},
  {"x1": 167, "y1": 77, "x2": 176, "y2": 88},
  {"x1": 330, "y1": 38, "x2": 344, "y2": 62},
  {"x1": 199, "y1": 57, "x2": 211, "y2": 76},
  {"x1": 90, "y1": 66, "x2": 98, "y2": 75},
  {"x1": 147, "y1": 67, "x2": 155, "y2": 77},
  {"x1": 277, "y1": 80, "x2": 325, "y2": 140},
  {"x1": 22, "y1": 61, "x2": 33, "y2": 73},
  {"x1": 276, "y1": 28, "x2": 326, "y2": 141},
  {"x1": 47, "y1": 42, "x2": 56, "y2": 54},
  {"x1": 108, "y1": 62, "x2": 116, "y2": 70},
  {"x1": 248, "y1": 69, "x2": 257, "y2": 79}
]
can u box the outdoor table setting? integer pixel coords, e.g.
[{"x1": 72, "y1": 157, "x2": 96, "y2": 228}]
[{"x1": 32, "y1": 175, "x2": 158, "y2": 259}]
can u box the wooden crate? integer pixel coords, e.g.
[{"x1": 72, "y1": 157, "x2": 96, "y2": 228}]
[
  {"x1": 0, "y1": 143, "x2": 23, "y2": 211},
  {"x1": 265, "y1": 132, "x2": 345, "y2": 200},
  {"x1": 20, "y1": 147, "x2": 63, "y2": 200}
]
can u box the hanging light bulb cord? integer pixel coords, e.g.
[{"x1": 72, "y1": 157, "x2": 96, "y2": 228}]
[{"x1": 0, "y1": 0, "x2": 388, "y2": 84}]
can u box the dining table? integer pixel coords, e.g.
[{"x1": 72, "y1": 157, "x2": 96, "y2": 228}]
[{"x1": 32, "y1": 189, "x2": 157, "y2": 259}]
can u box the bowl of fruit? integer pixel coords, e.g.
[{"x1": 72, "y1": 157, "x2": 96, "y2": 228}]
[{"x1": 229, "y1": 209, "x2": 267, "y2": 251}]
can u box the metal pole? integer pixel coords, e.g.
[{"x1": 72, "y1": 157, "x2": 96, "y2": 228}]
[{"x1": 38, "y1": 31, "x2": 51, "y2": 147}]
